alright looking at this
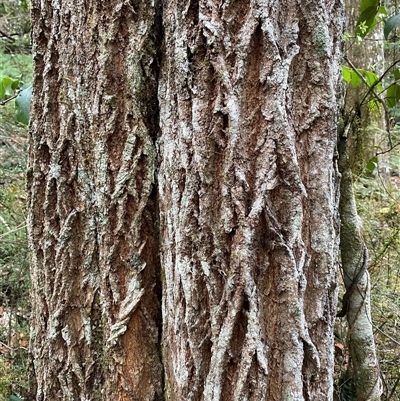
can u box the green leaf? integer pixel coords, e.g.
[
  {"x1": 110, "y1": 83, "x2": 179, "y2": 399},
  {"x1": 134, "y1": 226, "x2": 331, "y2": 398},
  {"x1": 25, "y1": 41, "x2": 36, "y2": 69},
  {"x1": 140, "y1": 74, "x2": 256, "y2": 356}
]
[
  {"x1": 359, "y1": 0, "x2": 379, "y2": 14},
  {"x1": 363, "y1": 69, "x2": 382, "y2": 91},
  {"x1": 11, "y1": 79, "x2": 19, "y2": 90},
  {"x1": 356, "y1": 5, "x2": 380, "y2": 38},
  {"x1": 363, "y1": 70, "x2": 377, "y2": 86},
  {"x1": 351, "y1": 72, "x2": 362, "y2": 88},
  {"x1": 366, "y1": 157, "x2": 378, "y2": 172},
  {"x1": 378, "y1": 5, "x2": 388, "y2": 15},
  {"x1": 368, "y1": 98, "x2": 380, "y2": 112},
  {"x1": 393, "y1": 68, "x2": 400, "y2": 81},
  {"x1": 385, "y1": 83, "x2": 400, "y2": 108},
  {"x1": 384, "y1": 13, "x2": 400, "y2": 39},
  {"x1": 0, "y1": 82, "x2": 5, "y2": 100},
  {"x1": 0, "y1": 76, "x2": 19, "y2": 98},
  {"x1": 15, "y1": 84, "x2": 31, "y2": 125},
  {"x1": 342, "y1": 66, "x2": 352, "y2": 83}
]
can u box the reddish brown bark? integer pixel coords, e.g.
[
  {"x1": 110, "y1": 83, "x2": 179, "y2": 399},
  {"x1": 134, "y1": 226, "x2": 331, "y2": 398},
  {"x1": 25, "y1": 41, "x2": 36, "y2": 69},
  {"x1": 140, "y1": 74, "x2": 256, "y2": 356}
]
[
  {"x1": 28, "y1": 0, "x2": 163, "y2": 399},
  {"x1": 28, "y1": 0, "x2": 345, "y2": 400}
]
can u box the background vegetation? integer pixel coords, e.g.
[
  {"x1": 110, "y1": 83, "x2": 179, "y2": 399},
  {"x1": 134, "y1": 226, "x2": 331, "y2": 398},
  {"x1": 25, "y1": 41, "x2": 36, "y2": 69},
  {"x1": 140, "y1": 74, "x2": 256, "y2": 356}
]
[
  {"x1": 0, "y1": 1, "x2": 31, "y2": 400},
  {"x1": 334, "y1": 1, "x2": 400, "y2": 399}
]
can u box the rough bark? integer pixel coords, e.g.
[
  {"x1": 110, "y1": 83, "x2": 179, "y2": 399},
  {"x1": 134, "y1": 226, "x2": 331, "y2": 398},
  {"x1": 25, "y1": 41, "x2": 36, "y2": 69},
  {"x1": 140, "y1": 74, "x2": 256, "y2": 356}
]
[
  {"x1": 158, "y1": 1, "x2": 343, "y2": 399},
  {"x1": 28, "y1": 1, "x2": 163, "y2": 399},
  {"x1": 28, "y1": 0, "x2": 345, "y2": 400}
]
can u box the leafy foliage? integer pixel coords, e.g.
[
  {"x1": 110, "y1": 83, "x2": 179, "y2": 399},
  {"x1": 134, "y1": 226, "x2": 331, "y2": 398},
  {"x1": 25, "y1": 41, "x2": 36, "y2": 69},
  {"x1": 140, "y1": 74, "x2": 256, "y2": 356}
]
[
  {"x1": 355, "y1": 0, "x2": 385, "y2": 38},
  {"x1": 0, "y1": 103, "x2": 30, "y2": 399},
  {"x1": 342, "y1": 66, "x2": 382, "y2": 90},
  {"x1": 0, "y1": 3, "x2": 31, "y2": 399},
  {"x1": 0, "y1": 123, "x2": 30, "y2": 400},
  {"x1": 338, "y1": 1, "x2": 400, "y2": 399},
  {"x1": 14, "y1": 85, "x2": 30, "y2": 126},
  {"x1": 0, "y1": 77, "x2": 19, "y2": 100},
  {"x1": 0, "y1": 52, "x2": 31, "y2": 126},
  {"x1": 384, "y1": 12, "x2": 400, "y2": 39}
]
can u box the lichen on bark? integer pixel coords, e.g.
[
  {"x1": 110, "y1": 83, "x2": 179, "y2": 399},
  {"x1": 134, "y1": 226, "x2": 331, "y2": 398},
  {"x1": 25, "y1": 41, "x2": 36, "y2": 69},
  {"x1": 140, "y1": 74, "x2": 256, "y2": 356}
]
[
  {"x1": 29, "y1": 0, "x2": 346, "y2": 400},
  {"x1": 28, "y1": 0, "x2": 163, "y2": 399},
  {"x1": 158, "y1": 0, "x2": 344, "y2": 399}
]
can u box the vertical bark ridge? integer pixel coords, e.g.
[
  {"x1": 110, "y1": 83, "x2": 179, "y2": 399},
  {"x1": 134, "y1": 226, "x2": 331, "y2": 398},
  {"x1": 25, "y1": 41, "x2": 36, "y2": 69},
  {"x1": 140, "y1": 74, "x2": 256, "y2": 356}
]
[
  {"x1": 28, "y1": 1, "x2": 163, "y2": 399},
  {"x1": 159, "y1": 0, "x2": 343, "y2": 399},
  {"x1": 292, "y1": 1, "x2": 345, "y2": 398}
]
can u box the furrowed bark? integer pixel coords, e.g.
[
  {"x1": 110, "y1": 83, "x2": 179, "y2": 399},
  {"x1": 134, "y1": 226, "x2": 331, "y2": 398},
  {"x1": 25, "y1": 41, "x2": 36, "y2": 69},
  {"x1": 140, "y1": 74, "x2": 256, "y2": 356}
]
[
  {"x1": 158, "y1": 1, "x2": 344, "y2": 399},
  {"x1": 28, "y1": 1, "x2": 163, "y2": 399},
  {"x1": 28, "y1": 0, "x2": 347, "y2": 399}
]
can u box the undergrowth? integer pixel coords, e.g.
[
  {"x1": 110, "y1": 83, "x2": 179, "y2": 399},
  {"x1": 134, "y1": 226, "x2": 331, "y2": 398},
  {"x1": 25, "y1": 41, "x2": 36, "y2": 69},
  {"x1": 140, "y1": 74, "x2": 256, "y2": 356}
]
[{"x1": 0, "y1": 15, "x2": 31, "y2": 397}]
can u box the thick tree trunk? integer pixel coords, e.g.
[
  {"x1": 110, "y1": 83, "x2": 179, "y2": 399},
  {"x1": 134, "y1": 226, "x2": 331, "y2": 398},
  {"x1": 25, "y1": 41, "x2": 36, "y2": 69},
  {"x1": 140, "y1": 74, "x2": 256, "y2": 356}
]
[
  {"x1": 28, "y1": 1, "x2": 163, "y2": 399},
  {"x1": 158, "y1": 1, "x2": 343, "y2": 399},
  {"x1": 28, "y1": 0, "x2": 344, "y2": 400}
]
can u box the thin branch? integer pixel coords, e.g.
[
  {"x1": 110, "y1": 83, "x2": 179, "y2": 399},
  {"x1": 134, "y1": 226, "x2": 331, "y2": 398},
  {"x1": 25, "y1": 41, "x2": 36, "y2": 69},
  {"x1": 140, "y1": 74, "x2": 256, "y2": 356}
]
[
  {"x1": 0, "y1": 93, "x2": 18, "y2": 106},
  {"x1": 0, "y1": 341, "x2": 12, "y2": 351},
  {"x1": 376, "y1": 140, "x2": 400, "y2": 155},
  {"x1": 344, "y1": 56, "x2": 392, "y2": 142},
  {"x1": 360, "y1": 58, "x2": 400, "y2": 107},
  {"x1": 0, "y1": 222, "x2": 26, "y2": 239},
  {"x1": 373, "y1": 323, "x2": 400, "y2": 346}
]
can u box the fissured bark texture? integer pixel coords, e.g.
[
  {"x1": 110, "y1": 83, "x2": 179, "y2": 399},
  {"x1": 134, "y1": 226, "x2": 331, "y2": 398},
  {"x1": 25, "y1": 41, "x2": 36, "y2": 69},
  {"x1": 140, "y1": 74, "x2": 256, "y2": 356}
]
[
  {"x1": 158, "y1": 1, "x2": 343, "y2": 400},
  {"x1": 28, "y1": 0, "x2": 163, "y2": 400},
  {"x1": 29, "y1": 0, "x2": 344, "y2": 400}
]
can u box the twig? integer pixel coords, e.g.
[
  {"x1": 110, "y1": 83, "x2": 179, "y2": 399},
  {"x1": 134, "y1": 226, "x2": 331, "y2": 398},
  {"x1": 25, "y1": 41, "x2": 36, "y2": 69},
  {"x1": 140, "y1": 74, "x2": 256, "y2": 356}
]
[
  {"x1": 0, "y1": 93, "x2": 18, "y2": 106},
  {"x1": 373, "y1": 323, "x2": 400, "y2": 346},
  {"x1": 0, "y1": 222, "x2": 26, "y2": 239}
]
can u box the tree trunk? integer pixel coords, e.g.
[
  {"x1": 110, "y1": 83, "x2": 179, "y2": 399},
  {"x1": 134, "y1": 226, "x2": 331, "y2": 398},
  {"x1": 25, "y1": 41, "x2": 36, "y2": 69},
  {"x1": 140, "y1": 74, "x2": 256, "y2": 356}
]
[
  {"x1": 28, "y1": 0, "x2": 345, "y2": 400},
  {"x1": 336, "y1": 2, "x2": 383, "y2": 399},
  {"x1": 158, "y1": 1, "x2": 343, "y2": 399},
  {"x1": 28, "y1": 1, "x2": 163, "y2": 399},
  {"x1": 337, "y1": 138, "x2": 382, "y2": 400}
]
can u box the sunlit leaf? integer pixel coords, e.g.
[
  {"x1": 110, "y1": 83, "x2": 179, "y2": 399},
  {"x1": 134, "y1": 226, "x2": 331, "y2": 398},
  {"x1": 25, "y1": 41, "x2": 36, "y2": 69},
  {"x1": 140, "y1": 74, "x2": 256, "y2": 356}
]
[
  {"x1": 364, "y1": 70, "x2": 379, "y2": 86},
  {"x1": 0, "y1": 82, "x2": 5, "y2": 100},
  {"x1": 1, "y1": 76, "x2": 19, "y2": 97},
  {"x1": 378, "y1": 6, "x2": 388, "y2": 15},
  {"x1": 359, "y1": 0, "x2": 379, "y2": 14},
  {"x1": 351, "y1": 72, "x2": 362, "y2": 88},
  {"x1": 368, "y1": 98, "x2": 380, "y2": 112},
  {"x1": 342, "y1": 66, "x2": 352, "y2": 83}
]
